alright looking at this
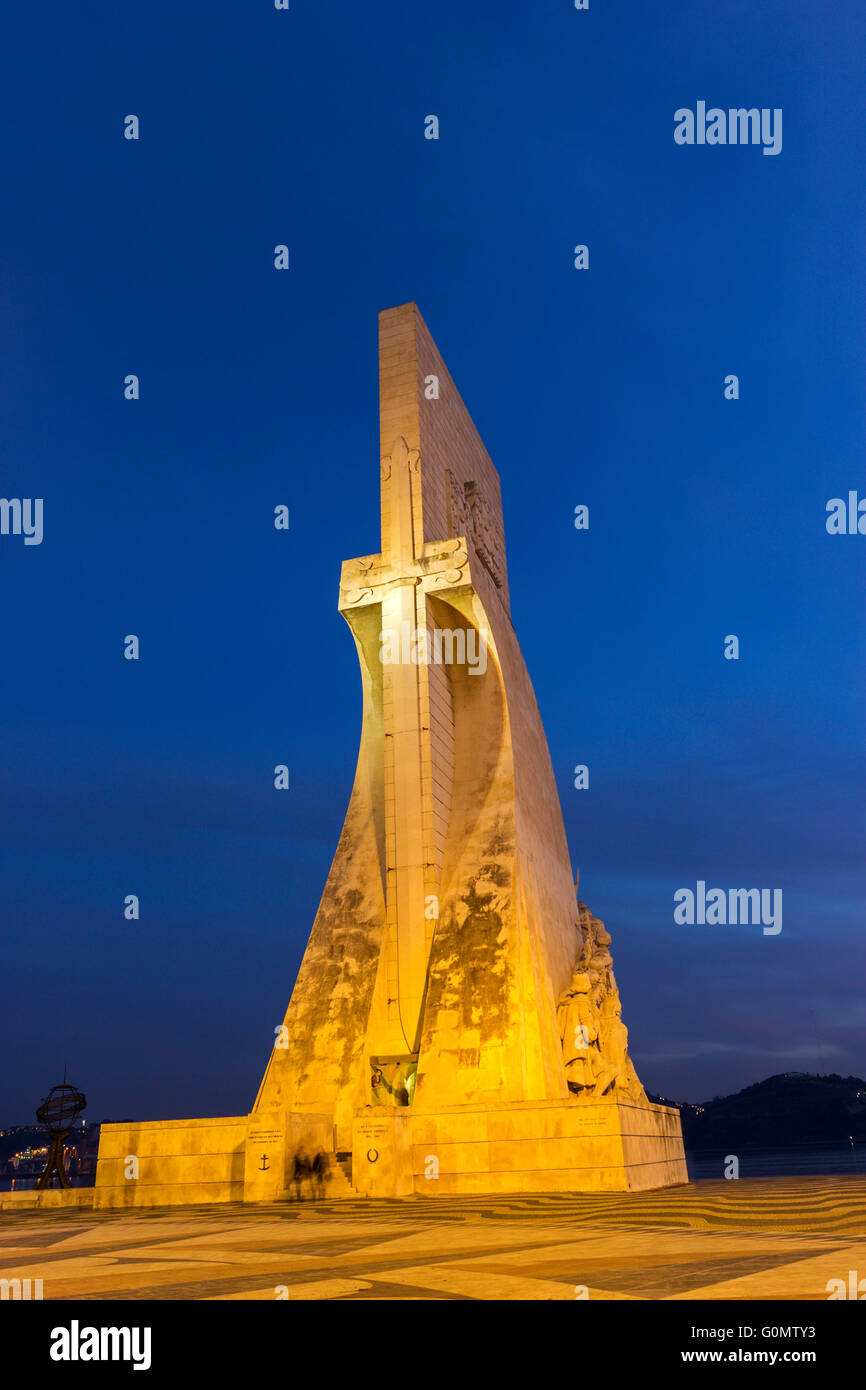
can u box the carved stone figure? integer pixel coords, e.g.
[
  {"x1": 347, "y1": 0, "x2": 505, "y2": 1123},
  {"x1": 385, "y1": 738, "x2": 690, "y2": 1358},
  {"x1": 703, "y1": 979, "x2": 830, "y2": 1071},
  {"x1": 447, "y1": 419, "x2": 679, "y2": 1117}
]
[
  {"x1": 599, "y1": 994, "x2": 644, "y2": 1101},
  {"x1": 557, "y1": 971, "x2": 617, "y2": 1096},
  {"x1": 370, "y1": 1060, "x2": 416, "y2": 1107},
  {"x1": 557, "y1": 972, "x2": 598, "y2": 1089},
  {"x1": 559, "y1": 903, "x2": 647, "y2": 1102}
]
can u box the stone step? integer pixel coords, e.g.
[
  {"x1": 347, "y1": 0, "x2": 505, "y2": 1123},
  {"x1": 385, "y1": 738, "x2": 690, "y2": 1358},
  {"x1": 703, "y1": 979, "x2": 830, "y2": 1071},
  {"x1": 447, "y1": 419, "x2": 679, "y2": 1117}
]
[
  {"x1": 326, "y1": 1157, "x2": 355, "y2": 1198},
  {"x1": 279, "y1": 1154, "x2": 356, "y2": 1202}
]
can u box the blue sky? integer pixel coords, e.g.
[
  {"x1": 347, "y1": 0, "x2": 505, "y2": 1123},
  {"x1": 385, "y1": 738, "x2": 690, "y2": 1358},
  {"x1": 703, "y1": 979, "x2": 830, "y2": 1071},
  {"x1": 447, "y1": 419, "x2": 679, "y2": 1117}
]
[{"x1": 1, "y1": 0, "x2": 864, "y2": 1121}]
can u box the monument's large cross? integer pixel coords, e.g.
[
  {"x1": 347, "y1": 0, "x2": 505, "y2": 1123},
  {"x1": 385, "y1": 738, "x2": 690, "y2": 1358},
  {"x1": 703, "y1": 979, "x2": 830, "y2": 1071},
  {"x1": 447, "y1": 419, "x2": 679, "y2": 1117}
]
[{"x1": 339, "y1": 435, "x2": 491, "y2": 1056}]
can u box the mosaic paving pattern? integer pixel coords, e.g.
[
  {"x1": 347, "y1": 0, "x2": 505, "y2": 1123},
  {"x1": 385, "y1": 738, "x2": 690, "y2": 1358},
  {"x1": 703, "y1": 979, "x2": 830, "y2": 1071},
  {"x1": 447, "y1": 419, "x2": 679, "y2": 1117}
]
[{"x1": 1, "y1": 1178, "x2": 864, "y2": 1301}]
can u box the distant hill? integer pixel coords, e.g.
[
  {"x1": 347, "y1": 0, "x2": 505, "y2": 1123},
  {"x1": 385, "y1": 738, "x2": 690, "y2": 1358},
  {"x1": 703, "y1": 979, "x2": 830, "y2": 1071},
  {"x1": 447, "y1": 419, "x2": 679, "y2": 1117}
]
[{"x1": 649, "y1": 1073, "x2": 866, "y2": 1152}]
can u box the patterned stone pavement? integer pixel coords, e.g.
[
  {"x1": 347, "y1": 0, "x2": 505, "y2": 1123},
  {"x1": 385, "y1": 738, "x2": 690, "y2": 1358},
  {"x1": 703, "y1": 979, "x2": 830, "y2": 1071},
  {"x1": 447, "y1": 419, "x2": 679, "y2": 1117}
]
[{"x1": 1, "y1": 1177, "x2": 864, "y2": 1301}]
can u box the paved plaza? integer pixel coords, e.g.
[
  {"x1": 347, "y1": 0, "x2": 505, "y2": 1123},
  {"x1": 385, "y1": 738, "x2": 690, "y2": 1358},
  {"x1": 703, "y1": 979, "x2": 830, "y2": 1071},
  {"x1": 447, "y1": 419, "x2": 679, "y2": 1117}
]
[{"x1": 1, "y1": 1177, "x2": 864, "y2": 1301}]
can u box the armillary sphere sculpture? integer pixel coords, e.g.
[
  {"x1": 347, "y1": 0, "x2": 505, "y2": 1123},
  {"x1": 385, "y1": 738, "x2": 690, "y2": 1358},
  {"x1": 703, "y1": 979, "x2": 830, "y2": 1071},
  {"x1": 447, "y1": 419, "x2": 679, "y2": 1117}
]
[{"x1": 35, "y1": 1076, "x2": 86, "y2": 1190}]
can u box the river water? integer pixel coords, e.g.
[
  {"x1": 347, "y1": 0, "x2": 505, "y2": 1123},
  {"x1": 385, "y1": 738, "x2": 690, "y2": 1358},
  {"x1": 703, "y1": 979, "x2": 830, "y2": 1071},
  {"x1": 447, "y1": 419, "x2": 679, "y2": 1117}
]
[{"x1": 686, "y1": 1148, "x2": 865, "y2": 1180}]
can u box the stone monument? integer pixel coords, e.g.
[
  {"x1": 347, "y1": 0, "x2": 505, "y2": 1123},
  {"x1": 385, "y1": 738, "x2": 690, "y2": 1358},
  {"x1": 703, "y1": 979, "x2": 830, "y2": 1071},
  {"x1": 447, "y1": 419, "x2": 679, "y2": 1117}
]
[{"x1": 94, "y1": 304, "x2": 686, "y2": 1206}]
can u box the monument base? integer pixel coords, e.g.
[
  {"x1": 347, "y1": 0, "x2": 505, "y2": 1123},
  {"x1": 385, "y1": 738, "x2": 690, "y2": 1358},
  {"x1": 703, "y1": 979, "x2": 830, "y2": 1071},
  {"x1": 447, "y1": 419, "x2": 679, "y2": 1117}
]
[
  {"x1": 94, "y1": 1098, "x2": 686, "y2": 1207},
  {"x1": 352, "y1": 1099, "x2": 687, "y2": 1197}
]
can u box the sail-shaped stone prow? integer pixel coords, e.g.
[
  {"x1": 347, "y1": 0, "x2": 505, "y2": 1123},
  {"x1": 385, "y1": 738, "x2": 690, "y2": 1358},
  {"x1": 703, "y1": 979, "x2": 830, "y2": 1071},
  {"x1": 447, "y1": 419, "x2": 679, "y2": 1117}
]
[
  {"x1": 253, "y1": 303, "x2": 687, "y2": 1192},
  {"x1": 94, "y1": 304, "x2": 687, "y2": 1208}
]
